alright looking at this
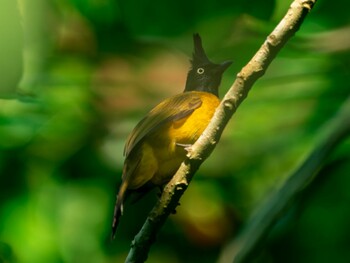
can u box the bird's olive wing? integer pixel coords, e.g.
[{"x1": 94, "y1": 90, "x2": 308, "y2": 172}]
[{"x1": 123, "y1": 93, "x2": 202, "y2": 157}]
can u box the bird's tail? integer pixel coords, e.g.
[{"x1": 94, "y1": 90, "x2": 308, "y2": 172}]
[{"x1": 111, "y1": 181, "x2": 128, "y2": 239}]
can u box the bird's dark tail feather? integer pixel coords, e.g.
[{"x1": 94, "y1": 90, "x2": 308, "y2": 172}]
[
  {"x1": 111, "y1": 182, "x2": 128, "y2": 240},
  {"x1": 111, "y1": 201, "x2": 122, "y2": 240}
]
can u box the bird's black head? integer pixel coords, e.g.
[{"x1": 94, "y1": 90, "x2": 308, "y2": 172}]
[{"x1": 184, "y1": 34, "x2": 232, "y2": 97}]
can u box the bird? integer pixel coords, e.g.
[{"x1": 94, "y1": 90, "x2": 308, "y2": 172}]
[{"x1": 112, "y1": 33, "x2": 232, "y2": 239}]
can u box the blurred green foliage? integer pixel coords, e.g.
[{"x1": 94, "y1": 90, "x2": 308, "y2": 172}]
[
  {"x1": 0, "y1": 0, "x2": 23, "y2": 98},
  {"x1": 0, "y1": 0, "x2": 349, "y2": 262}
]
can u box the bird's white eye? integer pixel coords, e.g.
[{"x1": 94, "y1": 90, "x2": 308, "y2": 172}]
[{"x1": 197, "y1": 67, "x2": 205, "y2": 74}]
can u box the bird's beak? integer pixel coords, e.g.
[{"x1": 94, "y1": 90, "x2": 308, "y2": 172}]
[{"x1": 218, "y1": 60, "x2": 233, "y2": 73}]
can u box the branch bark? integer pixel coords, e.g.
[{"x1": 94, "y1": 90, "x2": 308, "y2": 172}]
[{"x1": 125, "y1": 0, "x2": 318, "y2": 262}]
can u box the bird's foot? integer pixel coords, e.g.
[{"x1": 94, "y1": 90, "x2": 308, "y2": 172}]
[{"x1": 176, "y1": 143, "x2": 193, "y2": 155}]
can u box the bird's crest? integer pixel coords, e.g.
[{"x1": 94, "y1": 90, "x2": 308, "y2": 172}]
[{"x1": 191, "y1": 33, "x2": 212, "y2": 66}]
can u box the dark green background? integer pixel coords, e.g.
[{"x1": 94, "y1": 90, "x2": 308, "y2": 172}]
[{"x1": 0, "y1": 0, "x2": 350, "y2": 262}]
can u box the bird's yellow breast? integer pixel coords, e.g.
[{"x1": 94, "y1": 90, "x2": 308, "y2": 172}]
[
  {"x1": 125, "y1": 91, "x2": 220, "y2": 189},
  {"x1": 168, "y1": 92, "x2": 219, "y2": 146},
  {"x1": 149, "y1": 91, "x2": 220, "y2": 185}
]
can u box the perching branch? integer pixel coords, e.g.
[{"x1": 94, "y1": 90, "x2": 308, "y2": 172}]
[{"x1": 125, "y1": 0, "x2": 317, "y2": 262}]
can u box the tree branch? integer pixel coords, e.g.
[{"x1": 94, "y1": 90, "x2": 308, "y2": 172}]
[{"x1": 125, "y1": 0, "x2": 317, "y2": 262}]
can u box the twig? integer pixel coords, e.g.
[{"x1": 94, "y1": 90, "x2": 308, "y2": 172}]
[
  {"x1": 218, "y1": 96, "x2": 350, "y2": 263},
  {"x1": 125, "y1": 0, "x2": 318, "y2": 262}
]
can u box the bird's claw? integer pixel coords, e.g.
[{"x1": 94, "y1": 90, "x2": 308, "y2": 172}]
[{"x1": 176, "y1": 143, "x2": 193, "y2": 155}]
